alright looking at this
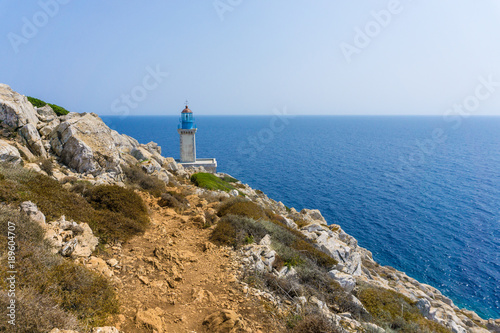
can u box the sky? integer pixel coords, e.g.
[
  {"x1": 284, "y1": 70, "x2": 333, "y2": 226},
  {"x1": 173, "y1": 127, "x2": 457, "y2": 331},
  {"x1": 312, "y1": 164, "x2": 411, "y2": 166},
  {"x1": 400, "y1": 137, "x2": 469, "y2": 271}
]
[{"x1": 1, "y1": 1, "x2": 500, "y2": 116}]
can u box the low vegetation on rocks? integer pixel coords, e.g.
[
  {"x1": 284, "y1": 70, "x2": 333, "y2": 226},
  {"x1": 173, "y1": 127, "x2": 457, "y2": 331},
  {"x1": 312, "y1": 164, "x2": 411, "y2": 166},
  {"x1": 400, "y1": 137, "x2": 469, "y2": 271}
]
[
  {"x1": 157, "y1": 191, "x2": 189, "y2": 211},
  {"x1": 0, "y1": 165, "x2": 149, "y2": 243},
  {"x1": 122, "y1": 164, "x2": 166, "y2": 197},
  {"x1": 0, "y1": 206, "x2": 118, "y2": 332},
  {"x1": 356, "y1": 283, "x2": 452, "y2": 333},
  {"x1": 26, "y1": 96, "x2": 70, "y2": 116},
  {"x1": 191, "y1": 172, "x2": 235, "y2": 192}
]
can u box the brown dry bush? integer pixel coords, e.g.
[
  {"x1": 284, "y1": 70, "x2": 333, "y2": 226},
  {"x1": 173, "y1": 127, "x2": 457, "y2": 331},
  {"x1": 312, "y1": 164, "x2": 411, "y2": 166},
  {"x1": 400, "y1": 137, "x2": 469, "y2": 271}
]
[
  {"x1": 356, "y1": 283, "x2": 452, "y2": 332},
  {"x1": 210, "y1": 216, "x2": 237, "y2": 246},
  {"x1": 0, "y1": 289, "x2": 80, "y2": 333},
  {"x1": 217, "y1": 198, "x2": 273, "y2": 221},
  {"x1": 0, "y1": 205, "x2": 118, "y2": 330},
  {"x1": 84, "y1": 185, "x2": 149, "y2": 225},
  {"x1": 0, "y1": 164, "x2": 150, "y2": 243},
  {"x1": 122, "y1": 164, "x2": 166, "y2": 196},
  {"x1": 290, "y1": 312, "x2": 342, "y2": 333},
  {"x1": 157, "y1": 191, "x2": 189, "y2": 210},
  {"x1": 39, "y1": 158, "x2": 53, "y2": 176}
]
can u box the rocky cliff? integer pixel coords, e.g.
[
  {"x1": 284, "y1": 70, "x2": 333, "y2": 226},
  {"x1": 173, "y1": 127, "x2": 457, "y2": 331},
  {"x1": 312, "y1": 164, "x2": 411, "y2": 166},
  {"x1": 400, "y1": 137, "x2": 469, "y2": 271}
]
[{"x1": 0, "y1": 83, "x2": 499, "y2": 333}]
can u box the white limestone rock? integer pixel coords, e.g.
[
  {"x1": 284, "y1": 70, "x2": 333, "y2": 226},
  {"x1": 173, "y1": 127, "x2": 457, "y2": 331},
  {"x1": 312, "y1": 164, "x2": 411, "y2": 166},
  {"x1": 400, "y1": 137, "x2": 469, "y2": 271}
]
[
  {"x1": 328, "y1": 269, "x2": 356, "y2": 293},
  {"x1": 13, "y1": 141, "x2": 37, "y2": 162},
  {"x1": 0, "y1": 83, "x2": 39, "y2": 128},
  {"x1": 0, "y1": 139, "x2": 21, "y2": 165},
  {"x1": 49, "y1": 113, "x2": 123, "y2": 175},
  {"x1": 39, "y1": 118, "x2": 60, "y2": 138},
  {"x1": 301, "y1": 223, "x2": 362, "y2": 275},
  {"x1": 92, "y1": 327, "x2": 120, "y2": 333},
  {"x1": 300, "y1": 208, "x2": 327, "y2": 225},
  {"x1": 36, "y1": 105, "x2": 58, "y2": 122},
  {"x1": 19, "y1": 123, "x2": 47, "y2": 157},
  {"x1": 19, "y1": 201, "x2": 46, "y2": 226},
  {"x1": 140, "y1": 158, "x2": 161, "y2": 174}
]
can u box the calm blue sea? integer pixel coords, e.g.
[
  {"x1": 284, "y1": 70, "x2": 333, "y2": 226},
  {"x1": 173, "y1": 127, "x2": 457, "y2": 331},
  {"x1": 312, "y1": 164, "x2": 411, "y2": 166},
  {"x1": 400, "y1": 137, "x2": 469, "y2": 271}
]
[{"x1": 102, "y1": 115, "x2": 500, "y2": 319}]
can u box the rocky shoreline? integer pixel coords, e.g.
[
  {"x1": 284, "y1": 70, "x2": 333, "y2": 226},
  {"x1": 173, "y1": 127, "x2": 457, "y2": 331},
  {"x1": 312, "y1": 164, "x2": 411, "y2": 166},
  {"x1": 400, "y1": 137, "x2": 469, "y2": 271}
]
[{"x1": 1, "y1": 83, "x2": 499, "y2": 332}]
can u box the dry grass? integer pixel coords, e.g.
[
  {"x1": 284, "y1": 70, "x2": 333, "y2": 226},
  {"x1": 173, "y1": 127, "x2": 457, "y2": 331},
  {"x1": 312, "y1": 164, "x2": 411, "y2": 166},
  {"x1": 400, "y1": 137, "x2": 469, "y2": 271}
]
[
  {"x1": 356, "y1": 283, "x2": 452, "y2": 332},
  {"x1": 0, "y1": 205, "x2": 118, "y2": 331},
  {"x1": 123, "y1": 164, "x2": 166, "y2": 197},
  {"x1": 0, "y1": 164, "x2": 150, "y2": 243}
]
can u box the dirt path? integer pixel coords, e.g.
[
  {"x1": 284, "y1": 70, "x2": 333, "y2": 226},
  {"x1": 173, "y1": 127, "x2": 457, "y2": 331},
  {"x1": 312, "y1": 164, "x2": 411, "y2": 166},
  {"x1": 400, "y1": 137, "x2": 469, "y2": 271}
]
[{"x1": 104, "y1": 191, "x2": 281, "y2": 333}]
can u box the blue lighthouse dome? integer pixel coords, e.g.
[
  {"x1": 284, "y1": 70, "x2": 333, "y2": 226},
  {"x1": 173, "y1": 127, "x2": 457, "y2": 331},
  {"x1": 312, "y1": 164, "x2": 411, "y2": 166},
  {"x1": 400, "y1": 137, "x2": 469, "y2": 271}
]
[{"x1": 179, "y1": 105, "x2": 196, "y2": 129}]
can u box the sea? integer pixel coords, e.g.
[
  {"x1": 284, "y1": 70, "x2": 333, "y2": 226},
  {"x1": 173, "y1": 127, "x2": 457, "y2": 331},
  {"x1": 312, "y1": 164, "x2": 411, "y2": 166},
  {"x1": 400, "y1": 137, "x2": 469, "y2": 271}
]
[{"x1": 101, "y1": 115, "x2": 500, "y2": 319}]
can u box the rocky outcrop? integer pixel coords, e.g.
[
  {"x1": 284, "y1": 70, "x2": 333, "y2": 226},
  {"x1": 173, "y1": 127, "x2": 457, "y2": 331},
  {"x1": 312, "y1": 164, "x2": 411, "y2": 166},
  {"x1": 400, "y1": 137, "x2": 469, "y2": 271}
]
[
  {"x1": 136, "y1": 308, "x2": 164, "y2": 332},
  {"x1": 202, "y1": 309, "x2": 249, "y2": 333},
  {"x1": 38, "y1": 118, "x2": 60, "y2": 138},
  {"x1": 47, "y1": 216, "x2": 99, "y2": 258},
  {"x1": 49, "y1": 113, "x2": 136, "y2": 176},
  {"x1": 20, "y1": 202, "x2": 99, "y2": 258},
  {"x1": 19, "y1": 123, "x2": 47, "y2": 157},
  {"x1": 19, "y1": 201, "x2": 46, "y2": 225},
  {"x1": 241, "y1": 234, "x2": 276, "y2": 273},
  {"x1": 301, "y1": 223, "x2": 362, "y2": 276},
  {"x1": 0, "y1": 83, "x2": 38, "y2": 128},
  {"x1": 0, "y1": 139, "x2": 21, "y2": 165},
  {"x1": 36, "y1": 105, "x2": 58, "y2": 122}
]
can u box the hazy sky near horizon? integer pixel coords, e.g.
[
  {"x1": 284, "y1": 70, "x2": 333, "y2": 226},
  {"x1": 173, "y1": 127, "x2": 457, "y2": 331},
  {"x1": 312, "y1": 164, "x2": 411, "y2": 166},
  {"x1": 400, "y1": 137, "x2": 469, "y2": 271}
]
[{"x1": 1, "y1": 1, "x2": 500, "y2": 116}]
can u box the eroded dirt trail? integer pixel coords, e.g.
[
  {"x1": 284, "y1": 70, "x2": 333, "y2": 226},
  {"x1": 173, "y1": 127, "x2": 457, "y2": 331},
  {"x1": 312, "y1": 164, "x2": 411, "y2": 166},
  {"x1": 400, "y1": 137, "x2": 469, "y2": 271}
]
[{"x1": 106, "y1": 191, "x2": 280, "y2": 333}]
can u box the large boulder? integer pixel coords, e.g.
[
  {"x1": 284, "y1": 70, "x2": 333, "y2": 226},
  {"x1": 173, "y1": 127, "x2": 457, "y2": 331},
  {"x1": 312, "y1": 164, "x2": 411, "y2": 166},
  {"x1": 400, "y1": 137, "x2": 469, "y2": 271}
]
[
  {"x1": 19, "y1": 201, "x2": 46, "y2": 225},
  {"x1": 49, "y1": 113, "x2": 133, "y2": 175},
  {"x1": 38, "y1": 118, "x2": 60, "y2": 138},
  {"x1": 328, "y1": 269, "x2": 356, "y2": 292},
  {"x1": 131, "y1": 143, "x2": 165, "y2": 165},
  {"x1": 0, "y1": 83, "x2": 38, "y2": 128},
  {"x1": 19, "y1": 123, "x2": 47, "y2": 157},
  {"x1": 0, "y1": 139, "x2": 21, "y2": 165},
  {"x1": 36, "y1": 105, "x2": 58, "y2": 122}
]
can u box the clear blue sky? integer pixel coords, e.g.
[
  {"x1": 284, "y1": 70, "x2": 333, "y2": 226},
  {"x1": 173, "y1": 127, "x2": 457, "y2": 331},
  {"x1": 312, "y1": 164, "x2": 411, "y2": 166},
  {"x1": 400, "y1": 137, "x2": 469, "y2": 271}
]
[{"x1": 1, "y1": 1, "x2": 500, "y2": 115}]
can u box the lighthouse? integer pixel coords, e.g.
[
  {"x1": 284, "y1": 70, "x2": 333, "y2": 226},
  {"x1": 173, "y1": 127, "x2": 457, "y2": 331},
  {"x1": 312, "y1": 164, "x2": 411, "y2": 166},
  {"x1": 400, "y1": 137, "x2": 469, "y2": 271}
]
[
  {"x1": 176, "y1": 104, "x2": 217, "y2": 172},
  {"x1": 178, "y1": 105, "x2": 197, "y2": 163}
]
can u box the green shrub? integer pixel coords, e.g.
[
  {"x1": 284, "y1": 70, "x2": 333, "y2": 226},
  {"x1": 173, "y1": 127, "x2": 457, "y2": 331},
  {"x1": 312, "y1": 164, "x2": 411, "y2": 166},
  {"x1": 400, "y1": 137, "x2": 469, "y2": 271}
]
[
  {"x1": 191, "y1": 172, "x2": 235, "y2": 192},
  {"x1": 123, "y1": 164, "x2": 166, "y2": 197},
  {"x1": 244, "y1": 235, "x2": 255, "y2": 244},
  {"x1": 47, "y1": 103, "x2": 69, "y2": 116},
  {"x1": 27, "y1": 96, "x2": 47, "y2": 108},
  {"x1": 27, "y1": 96, "x2": 70, "y2": 116},
  {"x1": 221, "y1": 175, "x2": 239, "y2": 183}
]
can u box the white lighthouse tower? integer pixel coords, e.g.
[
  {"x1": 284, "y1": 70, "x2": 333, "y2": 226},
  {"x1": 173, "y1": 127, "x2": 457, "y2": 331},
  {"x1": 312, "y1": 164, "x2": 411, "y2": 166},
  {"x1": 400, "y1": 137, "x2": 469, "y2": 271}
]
[
  {"x1": 176, "y1": 104, "x2": 217, "y2": 172},
  {"x1": 177, "y1": 105, "x2": 197, "y2": 163}
]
